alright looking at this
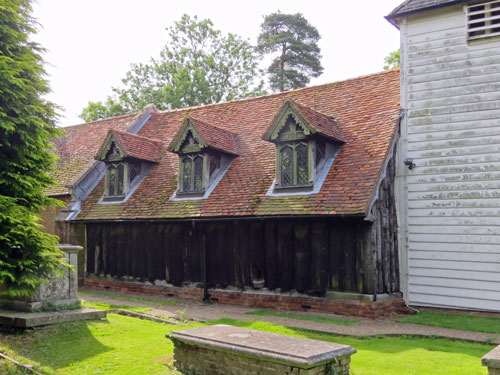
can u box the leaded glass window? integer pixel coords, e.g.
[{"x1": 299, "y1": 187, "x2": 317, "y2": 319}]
[
  {"x1": 182, "y1": 157, "x2": 193, "y2": 191},
  {"x1": 106, "y1": 163, "x2": 125, "y2": 198},
  {"x1": 180, "y1": 154, "x2": 205, "y2": 193},
  {"x1": 194, "y1": 156, "x2": 204, "y2": 192},
  {"x1": 209, "y1": 155, "x2": 220, "y2": 177},
  {"x1": 278, "y1": 142, "x2": 310, "y2": 187},
  {"x1": 296, "y1": 143, "x2": 308, "y2": 185},
  {"x1": 315, "y1": 142, "x2": 325, "y2": 168},
  {"x1": 281, "y1": 146, "x2": 293, "y2": 186},
  {"x1": 129, "y1": 162, "x2": 141, "y2": 183}
]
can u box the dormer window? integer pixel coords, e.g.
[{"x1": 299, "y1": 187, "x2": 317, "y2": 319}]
[
  {"x1": 276, "y1": 115, "x2": 313, "y2": 188},
  {"x1": 105, "y1": 160, "x2": 141, "y2": 200},
  {"x1": 467, "y1": 1, "x2": 500, "y2": 41},
  {"x1": 168, "y1": 117, "x2": 239, "y2": 199},
  {"x1": 263, "y1": 99, "x2": 345, "y2": 194},
  {"x1": 95, "y1": 130, "x2": 161, "y2": 202}
]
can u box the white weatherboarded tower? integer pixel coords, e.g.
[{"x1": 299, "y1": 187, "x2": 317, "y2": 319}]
[{"x1": 388, "y1": 0, "x2": 500, "y2": 311}]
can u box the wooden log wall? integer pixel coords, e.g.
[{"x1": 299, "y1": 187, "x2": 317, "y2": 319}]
[{"x1": 86, "y1": 216, "x2": 398, "y2": 295}]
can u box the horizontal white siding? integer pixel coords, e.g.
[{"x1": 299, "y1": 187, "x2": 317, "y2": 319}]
[{"x1": 402, "y1": 6, "x2": 500, "y2": 311}]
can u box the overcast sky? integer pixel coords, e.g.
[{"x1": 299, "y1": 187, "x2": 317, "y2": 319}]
[{"x1": 32, "y1": 1, "x2": 403, "y2": 126}]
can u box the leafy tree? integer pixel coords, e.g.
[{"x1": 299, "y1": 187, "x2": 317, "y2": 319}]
[
  {"x1": 80, "y1": 14, "x2": 264, "y2": 122},
  {"x1": 0, "y1": 0, "x2": 66, "y2": 296},
  {"x1": 257, "y1": 12, "x2": 323, "y2": 92},
  {"x1": 384, "y1": 49, "x2": 400, "y2": 70},
  {"x1": 80, "y1": 98, "x2": 127, "y2": 123}
]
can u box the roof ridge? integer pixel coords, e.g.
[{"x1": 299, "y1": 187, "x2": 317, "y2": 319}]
[
  {"x1": 60, "y1": 112, "x2": 137, "y2": 129},
  {"x1": 154, "y1": 69, "x2": 401, "y2": 115}
]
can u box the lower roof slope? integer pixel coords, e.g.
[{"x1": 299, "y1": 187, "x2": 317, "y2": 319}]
[
  {"x1": 75, "y1": 69, "x2": 400, "y2": 220},
  {"x1": 47, "y1": 114, "x2": 136, "y2": 196}
]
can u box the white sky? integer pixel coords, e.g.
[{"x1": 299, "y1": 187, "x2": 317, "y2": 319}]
[{"x1": 32, "y1": 0, "x2": 403, "y2": 126}]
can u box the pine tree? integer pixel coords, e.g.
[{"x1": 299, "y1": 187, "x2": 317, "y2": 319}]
[
  {"x1": 258, "y1": 12, "x2": 323, "y2": 92},
  {"x1": 0, "y1": 0, "x2": 66, "y2": 296}
]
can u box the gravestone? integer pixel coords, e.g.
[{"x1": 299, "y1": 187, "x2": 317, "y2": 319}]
[
  {"x1": 168, "y1": 324, "x2": 356, "y2": 375},
  {"x1": 0, "y1": 244, "x2": 106, "y2": 328}
]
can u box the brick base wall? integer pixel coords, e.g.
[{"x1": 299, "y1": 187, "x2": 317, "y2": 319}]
[
  {"x1": 84, "y1": 278, "x2": 409, "y2": 318},
  {"x1": 173, "y1": 341, "x2": 351, "y2": 375}
]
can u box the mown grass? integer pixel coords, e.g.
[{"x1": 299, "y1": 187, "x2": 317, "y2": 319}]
[
  {"x1": 0, "y1": 314, "x2": 493, "y2": 375},
  {"x1": 81, "y1": 300, "x2": 152, "y2": 313},
  {"x1": 210, "y1": 319, "x2": 493, "y2": 375},
  {"x1": 246, "y1": 309, "x2": 359, "y2": 325},
  {"x1": 79, "y1": 290, "x2": 179, "y2": 306},
  {"x1": 0, "y1": 314, "x2": 198, "y2": 375},
  {"x1": 395, "y1": 310, "x2": 500, "y2": 335}
]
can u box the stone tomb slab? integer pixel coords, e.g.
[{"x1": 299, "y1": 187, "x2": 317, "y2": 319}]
[
  {"x1": 483, "y1": 345, "x2": 500, "y2": 375},
  {"x1": 0, "y1": 308, "x2": 106, "y2": 328},
  {"x1": 168, "y1": 324, "x2": 356, "y2": 375}
]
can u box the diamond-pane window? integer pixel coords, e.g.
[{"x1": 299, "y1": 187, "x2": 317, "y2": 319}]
[
  {"x1": 194, "y1": 156, "x2": 204, "y2": 191},
  {"x1": 182, "y1": 158, "x2": 192, "y2": 191},
  {"x1": 209, "y1": 155, "x2": 220, "y2": 177},
  {"x1": 296, "y1": 143, "x2": 309, "y2": 185},
  {"x1": 315, "y1": 142, "x2": 325, "y2": 167},
  {"x1": 281, "y1": 146, "x2": 293, "y2": 186},
  {"x1": 117, "y1": 164, "x2": 124, "y2": 195},
  {"x1": 129, "y1": 162, "x2": 141, "y2": 183},
  {"x1": 108, "y1": 165, "x2": 116, "y2": 196}
]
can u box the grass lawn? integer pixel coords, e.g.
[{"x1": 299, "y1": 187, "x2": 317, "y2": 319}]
[
  {"x1": 211, "y1": 319, "x2": 492, "y2": 375},
  {"x1": 79, "y1": 290, "x2": 179, "y2": 307},
  {"x1": 0, "y1": 314, "x2": 493, "y2": 375},
  {"x1": 395, "y1": 310, "x2": 500, "y2": 335},
  {"x1": 246, "y1": 309, "x2": 359, "y2": 325},
  {"x1": 81, "y1": 300, "x2": 153, "y2": 313},
  {"x1": 0, "y1": 314, "x2": 198, "y2": 375}
]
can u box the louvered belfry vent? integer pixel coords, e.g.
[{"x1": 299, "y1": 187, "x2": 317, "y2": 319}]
[{"x1": 467, "y1": 1, "x2": 500, "y2": 41}]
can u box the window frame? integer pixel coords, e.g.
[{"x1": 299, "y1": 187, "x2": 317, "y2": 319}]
[
  {"x1": 272, "y1": 113, "x2": 324, "y2": 190},
  {"x1": 103, "y1": 160, "x2": 143, "y2": 201}
]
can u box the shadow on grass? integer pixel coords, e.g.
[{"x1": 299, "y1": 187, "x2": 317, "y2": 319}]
[{"x1": 1, "y1": 320, "x2": 111, "y2": 371}]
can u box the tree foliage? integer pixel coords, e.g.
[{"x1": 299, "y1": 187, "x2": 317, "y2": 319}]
[
  {"x1": 80, "y1": 14, "x2": 265, "y2": 122},
  {"x1": 384, "y1": 49, "x2": 400, "y2": 70},
  {"x1": 257, "y1": 12, "x2": 323, "y2": 92},
  {"x1": 0, "y1": 0, "x2": 66, "y2": 296}
]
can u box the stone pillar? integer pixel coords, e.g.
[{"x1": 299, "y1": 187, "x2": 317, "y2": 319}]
[
  {"x1": 483, "y1": 346, "x2": 500, "y2": 375},
  {"x1": 0, "y1": 245, "x2": 82, "y2": 312}
]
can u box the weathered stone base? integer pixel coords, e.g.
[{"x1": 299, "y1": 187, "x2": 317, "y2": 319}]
[
  {"x1": 483, "y1": 345, "x2": 500, "y2": 375},
  {"x1": 0, "y1": 308, "x2": 106, "y2": 328},
  {"x1": 174, "y1": 341, "x2": 351, "y2": 375},
  {"x1": 169, "y1": 325, "x2": 355, "y2": 375},
  {"x1": 0, "y1": 298, "x2": 81, "y2": 313},
  {"x1": 85, "y1": 278, "x2": 408, "y2": 318}
]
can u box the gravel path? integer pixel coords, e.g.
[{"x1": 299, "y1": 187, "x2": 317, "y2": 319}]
[{"x1": 80, "y1": 288, "x2": 500, "y2": 345}]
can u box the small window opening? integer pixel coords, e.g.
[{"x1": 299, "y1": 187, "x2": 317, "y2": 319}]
[{"x1": 468, "y1": 1, "x2": 500, "y2": 41}]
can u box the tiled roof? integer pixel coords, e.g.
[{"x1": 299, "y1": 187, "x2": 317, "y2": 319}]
[
  {"x1": 387, "y1": 0, "x2": 466, "y2": 19},
  {"x1": 99, "y1": 130, "x2": 162, "y2": 163},
  {"x1": 70, "y1": 69, "x2": 400, "y2": 220},
  {"x1": 288, "y1": 99, "x2": 345, "y2": 142},
  {"x1": 169, "y1": 117, "x2": 240, "y2": 155},
  {"x1": 46, "y1": 114, "x2": 137, "y2": 196}
]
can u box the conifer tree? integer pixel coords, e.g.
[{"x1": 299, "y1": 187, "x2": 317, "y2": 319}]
[
  {"x1": 0, "y1": 0, "x2": 66, "y2": 296},
  {"x1": 258, "y1": 12, "x2": 323, "y2": 92}
]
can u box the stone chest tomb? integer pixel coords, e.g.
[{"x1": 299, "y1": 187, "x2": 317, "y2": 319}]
[{"x1": 168, "y1": 324, "x2": 356, "y2": 375}]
